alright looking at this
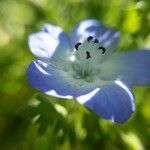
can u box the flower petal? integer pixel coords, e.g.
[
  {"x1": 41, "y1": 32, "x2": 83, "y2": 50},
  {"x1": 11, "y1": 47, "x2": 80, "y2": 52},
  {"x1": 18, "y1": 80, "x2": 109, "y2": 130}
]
[
  {"x1": 76, "y1": 80, "x2": 134, "y2": 123},
  {"x1": 28, "y1": 24, "x2": 71, "y2": 61},
  {"x1": 70, "y1": 19, "x2": 120, "y2": 52},
  {"x1": 100, "y1": 50, "x2": 150, "y2": 86},
  {"x1": 27, "y1": 60, "x2": 93, "y2": 99}
]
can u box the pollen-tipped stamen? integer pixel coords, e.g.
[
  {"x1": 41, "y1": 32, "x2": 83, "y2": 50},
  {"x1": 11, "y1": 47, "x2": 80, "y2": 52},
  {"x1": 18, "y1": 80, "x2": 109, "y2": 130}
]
[
  {"x1": 75, "y1": 42, "x2": 81, "y2": 50},
  {"x1": 99, "y1": 47, "x2": 106, "y2": 54},
  {"x1": 87, "y1": 36, "x2": 93, "y2": 42}
]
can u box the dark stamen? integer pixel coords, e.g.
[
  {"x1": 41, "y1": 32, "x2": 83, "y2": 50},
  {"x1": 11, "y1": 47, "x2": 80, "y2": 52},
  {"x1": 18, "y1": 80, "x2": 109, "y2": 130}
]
[
  {"x1": 94, "y1": 38, "x2": 99, "y2": 43},
  {"x1": 87, "y1": 36, "x2": 93, "y2": 42},
  {"x1": 99, "y1": 47, "x2": 106, "y2": 54},
  {"x1": 75, "y1": 42, "x2": 81, "y2": 50},
  {"x1": 86, "y1": 51, "x2": 91, "y2": 59}
]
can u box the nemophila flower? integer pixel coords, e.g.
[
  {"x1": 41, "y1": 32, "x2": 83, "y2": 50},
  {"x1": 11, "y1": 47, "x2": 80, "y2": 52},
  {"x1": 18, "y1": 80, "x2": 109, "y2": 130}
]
[{"x1": 27, "y1": 19, "x2": 150, "y2": 124}]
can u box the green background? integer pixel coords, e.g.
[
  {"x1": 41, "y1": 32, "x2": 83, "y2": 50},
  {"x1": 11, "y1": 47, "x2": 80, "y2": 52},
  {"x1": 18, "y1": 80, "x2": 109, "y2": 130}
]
[{"x1": 0, "y1": 0, "x2": 150, "y2": 149}]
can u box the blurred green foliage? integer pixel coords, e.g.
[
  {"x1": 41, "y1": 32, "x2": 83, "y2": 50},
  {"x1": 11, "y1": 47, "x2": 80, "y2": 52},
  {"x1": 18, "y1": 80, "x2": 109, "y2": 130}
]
[{"x1": 0, "y1": 0, "x2": 150, "y2": 149}]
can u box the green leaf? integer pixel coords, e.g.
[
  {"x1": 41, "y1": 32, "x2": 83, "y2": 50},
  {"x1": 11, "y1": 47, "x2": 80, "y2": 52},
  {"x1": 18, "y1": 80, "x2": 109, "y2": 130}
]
[{"x1": 25, "y1": 94, "x2": 62, "y2": 135}]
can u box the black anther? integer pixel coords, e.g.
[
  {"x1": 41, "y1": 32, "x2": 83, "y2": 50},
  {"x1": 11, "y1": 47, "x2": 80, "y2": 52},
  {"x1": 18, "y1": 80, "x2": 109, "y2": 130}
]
[
  {"x1": 99, "y1": 47, "x2": 106, "y2": 54},
  {"x1": 75, "y1": 42, "x2": 81, "y2": 50},
  {"x1": 86, "y1": 51, "x2": 91, "y2": 59},
  {"x1": 87, "y1": 36, "x2": 93, "y2": 42},
  {"x1": 94, "y1": 39, "x2": 99, "y2": 43}
]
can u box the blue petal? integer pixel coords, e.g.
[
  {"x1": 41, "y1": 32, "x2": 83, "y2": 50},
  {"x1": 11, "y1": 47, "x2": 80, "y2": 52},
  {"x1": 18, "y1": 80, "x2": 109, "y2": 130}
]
[
  {"x1": 70, "y1": 19, "x2": 120, "y2": 52},
  {"x1": 100, "y1": 50, "x2": 150, "y2": 86},
  {"x1": 76, "y1": 81, "x2": 134, "y2": 123},
  {"x1": 28, "y1": 24, "x2": 71, "y2": 61},
  {"x1": 27, "y1": 60, "x2": 93, "y2": 98}
]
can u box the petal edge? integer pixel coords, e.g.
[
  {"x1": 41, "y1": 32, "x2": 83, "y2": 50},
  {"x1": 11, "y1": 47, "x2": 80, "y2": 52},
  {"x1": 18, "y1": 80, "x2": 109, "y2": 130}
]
[{"x1": 77, "y1": 81, "x2": 134, "y2": 123}]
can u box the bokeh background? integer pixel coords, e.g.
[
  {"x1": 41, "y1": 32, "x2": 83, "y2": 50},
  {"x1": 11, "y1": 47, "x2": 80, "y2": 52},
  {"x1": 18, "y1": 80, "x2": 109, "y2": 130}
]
[{"x1": 0, "y1": 0, "x2": 150, "y2": 149}]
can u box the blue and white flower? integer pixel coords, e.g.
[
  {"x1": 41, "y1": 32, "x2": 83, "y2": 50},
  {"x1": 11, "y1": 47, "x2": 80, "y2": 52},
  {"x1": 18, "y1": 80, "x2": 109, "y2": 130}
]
[{"x1": 27, "y1": 19, "x2": 150, "y2": 123}]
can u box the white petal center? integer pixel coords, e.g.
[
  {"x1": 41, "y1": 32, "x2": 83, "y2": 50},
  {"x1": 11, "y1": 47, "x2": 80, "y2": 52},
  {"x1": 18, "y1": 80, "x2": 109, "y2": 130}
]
[{"x1": 69, "y1": 36, "x2": 108, "y2": 84}]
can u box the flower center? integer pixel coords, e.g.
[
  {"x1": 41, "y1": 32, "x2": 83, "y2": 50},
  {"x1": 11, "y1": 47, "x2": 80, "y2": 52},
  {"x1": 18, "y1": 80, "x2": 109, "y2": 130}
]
[{"x1": 69, "y1": 36, "x2": 106, "y2": 82}]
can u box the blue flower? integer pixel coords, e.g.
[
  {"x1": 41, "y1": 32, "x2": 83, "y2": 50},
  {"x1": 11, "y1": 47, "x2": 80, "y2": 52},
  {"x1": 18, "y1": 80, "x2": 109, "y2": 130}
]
[{"x1": 27, "y1": 19, "x2": 150, "y2": 124}]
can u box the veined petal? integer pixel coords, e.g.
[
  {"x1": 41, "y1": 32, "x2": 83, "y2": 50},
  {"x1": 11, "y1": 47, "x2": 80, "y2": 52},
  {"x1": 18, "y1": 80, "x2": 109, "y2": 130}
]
[
  {"x1": 76, "y1": 81, "x2": 134, "y2": 123},
  {"x1": 70, "y1": 19, "x2": 120, "y2": 53},
  {"x1": 27, "y1": 60, "x2": 93, "y2": 99},
  {"x1": 100, "y1": 49, "x2": 150, "y2": 86},
  {"x1": 28, "y1": 24, "x2": 71, "y2": 61}
]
